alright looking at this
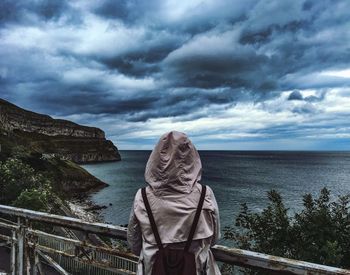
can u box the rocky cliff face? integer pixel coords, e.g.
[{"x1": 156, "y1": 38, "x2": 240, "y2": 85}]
[
  {"x1": 0, "y1": 98, "x2": 104, "y2": 138},
  {"x1": 0, "y1": 98, "x2": 121, "y2": 163}
]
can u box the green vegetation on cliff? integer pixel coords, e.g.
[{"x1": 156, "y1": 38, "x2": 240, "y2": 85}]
[
  {"x1": 0, "y1": 97, "x2": 118, "y2": 198},
  {"x1": 0, "y1": 157, "x2": 56, "y2": 212},
  {"x1": 0, "y1": 129, "x2": 107, "y2": 196}
]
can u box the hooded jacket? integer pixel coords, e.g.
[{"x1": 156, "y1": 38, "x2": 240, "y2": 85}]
[{"x1": 127, "y1": 131, "x2": 221, "y2": 275}]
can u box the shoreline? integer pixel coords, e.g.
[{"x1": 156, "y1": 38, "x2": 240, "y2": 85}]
[{"x1": 67, "y1": 196, "x2": 105, "y2": 224}]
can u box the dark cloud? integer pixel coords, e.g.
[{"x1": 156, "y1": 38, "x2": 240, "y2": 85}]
[
  {"x1": 92, "y1": 0, "x2": 157, "y2": 24},
  {"x1": 92, "y1": 0, "x2": 255, "y2": 35},
  {"x1": 288, "y1": 90, "x2": 303, "y2": 101},
  {"x1": 93, "y1": 0, "x2": 130, "y2": 20},
  {"x1": 0, "y1": 0, "x2": 72, "y2": 25},
  {"x1": 23, "y1": 84, "x2": 243, "y2": 123},
  {"x1": 292, "y1": 104, "x2": 318, "y2": 114},
  {"x1": 163, "y1": 45, "x2": 276, "y2": 90},
  {"x1": 0, "y1": 0, "x2": 350, "y2": 148},
  {"x1": 304, "y1": 90, "x2": 327, "y2": 103},
  {"x1": 97, "y1": 42, "x2": 177, "y2": 77}
]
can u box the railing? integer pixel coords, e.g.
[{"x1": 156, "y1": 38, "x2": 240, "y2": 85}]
[{"x1": 0, "y1": 204, "x2": 350, "y2": 275}]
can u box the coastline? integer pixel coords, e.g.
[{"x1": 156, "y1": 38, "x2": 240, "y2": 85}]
[
  {"x1": 66, "y1": 195, "x2": 128, "y2": 251},
  {"x1": 67, "y1": 196, "x2": 105, "y2": 224}
]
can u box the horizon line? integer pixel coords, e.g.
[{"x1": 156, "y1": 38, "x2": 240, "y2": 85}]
[{"x1": 118, "y1": 149, "x2": 350, "y2": 152}]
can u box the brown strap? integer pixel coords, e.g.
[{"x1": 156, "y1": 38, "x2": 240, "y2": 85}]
[
  {"x1": 142, "y1": 185, "x2": 207, "y2": 252},
  {"x1": 142, "y1": 187, "x2": 163, "y2": 250},
  {"x1": 184, "y1": 185, "x2": 206, "y2": 252}
]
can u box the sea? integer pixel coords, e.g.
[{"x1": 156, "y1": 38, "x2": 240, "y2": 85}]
[{"x1": 82, "y1": 150, "x2": 350, "y2": 240}]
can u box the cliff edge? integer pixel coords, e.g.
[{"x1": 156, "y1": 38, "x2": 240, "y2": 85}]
[{"x1": 0, "y1": 98, "x2": 121, "y2": 163}]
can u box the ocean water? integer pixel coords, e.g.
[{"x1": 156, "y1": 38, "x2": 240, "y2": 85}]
[{"x1": 82, "y1": 150, "x2": 350, "y2": 235}]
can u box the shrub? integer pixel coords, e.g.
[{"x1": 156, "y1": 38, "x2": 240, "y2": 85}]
[
  {"x1": 223, "y1": 188, "x2": 350, "y2": 274},
  {"x1": 0, "y1": 158, "x2": 52, "y2": 205},
  {"x1": 13, "y1": 184, "x2": 54, "y2": 212}
]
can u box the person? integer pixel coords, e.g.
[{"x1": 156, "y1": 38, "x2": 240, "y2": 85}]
[{"x1": 127, "y1": 131, "x2": 221, "y2": 275}]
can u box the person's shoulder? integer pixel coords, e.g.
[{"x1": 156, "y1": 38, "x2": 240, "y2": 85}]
[
  {"x1": 198, "y1": 184, "x2": 218, "y2": 211},
  {"x1": 134, "y1": 186, "x2": 146, "y2": 197},
  {"x1": 197, "y1": 184, "x2": 215, "y2": 202},
  {"x1": 134, "y1": 186, "x2": 154, "y2": 200},
  {"x1": 201, "y1": 184, "x2": 214, "y2": 195},
  {"x1": 135, "y1": 188, "x2": 141, "y2": 197},
  {"x1": 132, "y1": 186, "x2": 148, "y2": 209}
]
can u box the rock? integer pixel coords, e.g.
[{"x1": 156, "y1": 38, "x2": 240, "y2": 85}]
[
  {"x1": 0, "y1": 98, "x2": 121, "y2": 163},
  {"x1": 84, "y1": 205, "x2": 107, "y2": 211}
]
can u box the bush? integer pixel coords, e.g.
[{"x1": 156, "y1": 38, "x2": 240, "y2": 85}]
[
  {"x1": 223, "y1": 188, "x2": 350, "y2": 274},
  {"x1": 0, "y1": 158, "x2": 52, "y2": 206},
  {"x1": 13, "y1": 185, "x2": 54, "y2": 212}
]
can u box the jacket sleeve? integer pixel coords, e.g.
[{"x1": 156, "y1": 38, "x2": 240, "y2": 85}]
[
  {"x1": 127, "y1": 191, "x2": 142, "y2": 256},
  {"x1": 208, "y1": 186, "x2": 221, "y2": 246}
]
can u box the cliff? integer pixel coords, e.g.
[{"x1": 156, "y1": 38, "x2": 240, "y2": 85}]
[
  {"x1": 0, "y1": 98, "x2": 120, "y2": 163},
  {"x1": 0, "y1": 129, "x2": 108, "y2": 194},
  {"x1": 0, "y1": 98, "x2": 104, "y2": 138}
]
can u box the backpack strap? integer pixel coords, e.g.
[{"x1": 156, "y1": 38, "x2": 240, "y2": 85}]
[
  {"x1": 184, "y1": 185, "x2": 206, "y2": 252},
  {"x1": 141, "y1": 187, "x2": 163, "y2": 250},
  {"x1": 142, "y1": 185, "x2": 207, "y2": 252}
]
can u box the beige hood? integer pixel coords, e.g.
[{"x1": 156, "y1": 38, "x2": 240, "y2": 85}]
[{"x1": 145, "y1": 131, "x2": 202, "y2": 194}]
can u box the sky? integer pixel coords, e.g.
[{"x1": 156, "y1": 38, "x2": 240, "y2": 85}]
[{"x1": 0, "y1": 0, "x2": 350, "y2": 150}]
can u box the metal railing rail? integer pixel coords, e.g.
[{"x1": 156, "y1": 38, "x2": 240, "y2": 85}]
[{"x1": 1, "y1": 204, "x2": 350, "y2": 275}]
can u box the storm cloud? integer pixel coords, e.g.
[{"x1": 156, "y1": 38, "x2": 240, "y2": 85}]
[{"x1": 0, "y1": 0, "x2": 350, "y2": 149}]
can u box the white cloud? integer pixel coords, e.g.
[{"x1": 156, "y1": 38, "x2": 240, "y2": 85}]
[
  {"x1": 100, "y1": 88, "x2": 350, "y2": 149},
  {"x1": 62, "y1": 67, "x2": 156, "y2": 92},
  {"x1": 321, "y1": 69, "x2": 350, "y2": 78},
  {"x1": 164, "y1": 28, "x2": 242, "y2": 63}
]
